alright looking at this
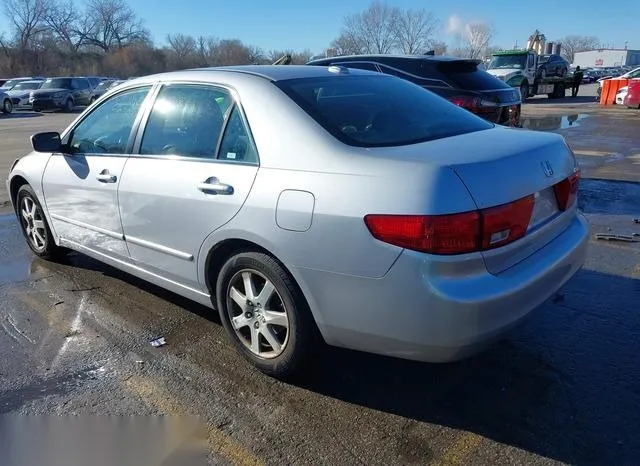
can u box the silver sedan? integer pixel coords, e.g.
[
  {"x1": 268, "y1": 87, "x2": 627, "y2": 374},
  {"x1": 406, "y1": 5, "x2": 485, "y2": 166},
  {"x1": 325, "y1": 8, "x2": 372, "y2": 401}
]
[{"x1": 6, "y1": 65, "x2": 588, "y2": 377}]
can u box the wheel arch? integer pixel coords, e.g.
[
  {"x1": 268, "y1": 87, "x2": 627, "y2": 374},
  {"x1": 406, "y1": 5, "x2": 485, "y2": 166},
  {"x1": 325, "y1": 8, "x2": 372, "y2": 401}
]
[
  {"x1": 9, "y1": 174, "x2": 29, "y2": 210},
  {"x1": 200, "y1": 235, "x2": 325, "y2": 337}
]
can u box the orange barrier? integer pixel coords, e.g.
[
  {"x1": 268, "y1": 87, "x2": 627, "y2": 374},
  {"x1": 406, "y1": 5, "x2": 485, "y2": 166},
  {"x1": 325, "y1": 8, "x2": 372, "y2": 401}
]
[{"x1": 600, "y1": 78, "x2": 629, "y2": 105}]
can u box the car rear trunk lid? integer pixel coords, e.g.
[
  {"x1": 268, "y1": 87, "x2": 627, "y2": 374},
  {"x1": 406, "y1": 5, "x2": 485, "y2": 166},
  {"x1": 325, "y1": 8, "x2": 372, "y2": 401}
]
[{"x1": 449, "y1": 129, "x2": 579, "y2": 274}]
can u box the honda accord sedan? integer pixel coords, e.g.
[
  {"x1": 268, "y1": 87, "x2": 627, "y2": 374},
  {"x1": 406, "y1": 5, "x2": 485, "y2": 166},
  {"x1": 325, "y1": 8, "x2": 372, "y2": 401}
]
[{"x1": 6, "y1": 65, "x2": 588, "y2": 377}]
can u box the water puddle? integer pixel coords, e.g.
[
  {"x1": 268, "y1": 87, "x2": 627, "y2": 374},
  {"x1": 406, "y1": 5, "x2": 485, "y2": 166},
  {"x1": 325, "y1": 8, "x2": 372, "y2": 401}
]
[
  {"x1": 522, "y1": 114, "x2": 589, "y2": 131},
  {"x1": 0, "y1": 215, "x2": 33, "y2": 286}
]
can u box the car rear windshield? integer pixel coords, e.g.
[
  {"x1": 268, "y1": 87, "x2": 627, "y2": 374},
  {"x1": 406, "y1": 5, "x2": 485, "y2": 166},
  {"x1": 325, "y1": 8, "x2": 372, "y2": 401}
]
[
  {"x1": 436, "y1": 61, "x2": 508, "y2": 90},
  {"x1": 275, "y1": 74, "x2": 492, "y2": 147},
  {"x1": 41, "y1": 78, "x2": 72, "y2": 89}
]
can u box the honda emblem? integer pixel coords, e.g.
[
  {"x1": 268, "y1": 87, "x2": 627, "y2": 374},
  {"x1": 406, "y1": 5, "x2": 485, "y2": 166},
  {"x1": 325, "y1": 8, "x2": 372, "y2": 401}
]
[{"x1": 541, "y1": 161, "x2": 554, "y2": 177}]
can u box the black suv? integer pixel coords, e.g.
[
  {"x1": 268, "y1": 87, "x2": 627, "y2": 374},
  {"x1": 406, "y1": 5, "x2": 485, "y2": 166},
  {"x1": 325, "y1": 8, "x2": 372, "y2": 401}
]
[
  {"x1": 307, "y1": 55, "x2": 522, "y2": 126},
  {"x1": 29, "y1": 77, "x2": 92, "y2": 112}
]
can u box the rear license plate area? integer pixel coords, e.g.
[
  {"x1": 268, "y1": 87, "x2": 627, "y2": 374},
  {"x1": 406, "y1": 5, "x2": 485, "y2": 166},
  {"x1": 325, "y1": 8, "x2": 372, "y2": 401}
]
[{"x1": 528, "y1": 187, "x2": 559, "y2": 229}]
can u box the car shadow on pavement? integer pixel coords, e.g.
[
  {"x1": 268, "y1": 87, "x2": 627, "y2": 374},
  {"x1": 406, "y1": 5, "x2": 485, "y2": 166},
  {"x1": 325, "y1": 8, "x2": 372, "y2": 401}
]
[
  {"x1": 525, "y1": 96, "x2": 598, "y2": 105},
  {"x1": 294, "y1": 268, "x2": 640, "y2": 465},
  {"x1": 1, "y1": 112, "x2": 44, "y2": 118}
]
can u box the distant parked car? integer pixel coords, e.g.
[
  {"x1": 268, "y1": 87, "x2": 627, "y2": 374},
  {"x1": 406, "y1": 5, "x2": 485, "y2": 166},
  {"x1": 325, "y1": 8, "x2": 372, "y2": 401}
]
[
  {"x1": 1, "y1": 88, "x2": 12, "y2": 114},
  {"x1": 81, "y1": 76, "x2": 103, "y2": 89},
  {"x1": 615, "y1": 86, "x2": 628, "y2": 105},
  {"x1": 623, "y1": 80, "x2": 640, "y2": 108},
  {"x1": 536, "y1": 54, "x2": 569, "y2": 78},
  {"x1": 307, "y1": 54, "x2": 522, "y2": 126},
  {"x1": 5, "y1": 79, "x2": 43, "y2": 109},
  {"x1": 598, "y1": 66, "x2": 640, "y2": 91},
  {"x1": 29, "y1": 77, "x2": 92, "y2": 112},
  {"x1": 90, "y1": 79, "x2": 116, "y2": 103},
  {"x1": 0, "y1": 76, "x2": 45, "y2": 91}
]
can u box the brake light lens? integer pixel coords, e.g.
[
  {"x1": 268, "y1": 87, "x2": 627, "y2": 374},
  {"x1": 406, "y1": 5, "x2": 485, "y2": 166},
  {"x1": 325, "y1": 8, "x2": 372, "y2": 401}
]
[
  {"x1": 364, "y1": 194, "x2": 535, "y2": 255},
  {"x1": 480, "y1": 195, "x2": 534, "y2": 249},
  {"x1": 553, "y1": 170, "x2": 580, "y2": 210},
  {"x1": 364, "y1": 212, "x2": 481, "y2": 255},
  {"x1": 447, "y1": 96, "x2": 480, "y2": 111}
]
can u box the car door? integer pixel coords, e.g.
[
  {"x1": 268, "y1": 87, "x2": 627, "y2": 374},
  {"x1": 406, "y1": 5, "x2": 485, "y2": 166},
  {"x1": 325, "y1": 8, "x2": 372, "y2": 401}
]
[
  {"x1": 42, "y1": 84, "x2": 153, "y2": 261},
  {"x1": 118, "y1": 83, "x2": 259, "y2": 291}
]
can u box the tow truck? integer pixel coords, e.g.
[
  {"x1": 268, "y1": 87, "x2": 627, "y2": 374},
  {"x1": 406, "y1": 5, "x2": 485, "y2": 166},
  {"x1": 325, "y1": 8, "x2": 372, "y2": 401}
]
[{"x1": 486, "y1": 30, "x2": 573, "y2": 100}]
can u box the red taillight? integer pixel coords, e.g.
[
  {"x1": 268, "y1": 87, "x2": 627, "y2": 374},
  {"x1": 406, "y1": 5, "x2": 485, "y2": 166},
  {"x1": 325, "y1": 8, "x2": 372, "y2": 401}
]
[
  {"x1": 481, "y1": 195, "x2": 534, "y2": 250},
  {"x1": 364, "y1": 212, "x2": 481, "y2": 255},
  {"x1": 364, "y1": 195, "x2": 535, "y2": 255},
  {"x1": 447, "y1": 95, "x2": 480, "y2": 111},
  {"x1": 553, "y1": 170, "x2": 580, "y2": 210}
]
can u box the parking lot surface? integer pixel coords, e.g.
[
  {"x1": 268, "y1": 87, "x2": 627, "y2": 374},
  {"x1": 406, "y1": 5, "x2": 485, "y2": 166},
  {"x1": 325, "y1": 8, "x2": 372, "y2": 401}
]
[{"x1": 1, "y1": 95, "x2": 639, "y2": 465}]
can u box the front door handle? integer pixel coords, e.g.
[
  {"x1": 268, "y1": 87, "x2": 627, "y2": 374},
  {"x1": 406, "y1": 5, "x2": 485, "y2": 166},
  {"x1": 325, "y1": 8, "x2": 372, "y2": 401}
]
[
  {"x1": 96, "y1": 169, "x2": 117, "y2": 183},
  {"x1": 197, "y1": 177, "x2": 234, "y2": 195}
]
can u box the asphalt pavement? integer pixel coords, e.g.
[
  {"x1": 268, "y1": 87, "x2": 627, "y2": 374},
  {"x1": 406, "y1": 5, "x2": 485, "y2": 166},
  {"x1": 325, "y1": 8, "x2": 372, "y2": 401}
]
[{"x1": 1, "y1": 93, "x2": 639, "y2": 465}]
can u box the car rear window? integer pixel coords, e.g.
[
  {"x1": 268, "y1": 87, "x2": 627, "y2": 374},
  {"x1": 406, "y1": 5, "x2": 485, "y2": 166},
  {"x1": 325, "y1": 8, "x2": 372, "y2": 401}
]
[
  {"x1": 275, "y1": 74, "x2": 492, "y2": 148},
  {"x1": 435, "y1": 61, "x2": 509, "y2": 90}
]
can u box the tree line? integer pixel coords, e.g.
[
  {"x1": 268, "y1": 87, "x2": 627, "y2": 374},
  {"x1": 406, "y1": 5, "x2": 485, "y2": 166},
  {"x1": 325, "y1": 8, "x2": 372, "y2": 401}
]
[{"x1": 0, "y1": 0, "x2": 603, "y2": 78}]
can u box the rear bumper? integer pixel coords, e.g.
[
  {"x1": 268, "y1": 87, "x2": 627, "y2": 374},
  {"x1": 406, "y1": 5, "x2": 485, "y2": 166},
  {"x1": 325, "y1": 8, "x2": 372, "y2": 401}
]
[
  {"x1": 477, "y1": 103, "x2": 521, "y2": 127},
  {"x1": 302, "y1": 213, "x2": 589, "y2": 363},
  {"x1": 31, "y1": 98, "x2": 64, "y2": 111}
]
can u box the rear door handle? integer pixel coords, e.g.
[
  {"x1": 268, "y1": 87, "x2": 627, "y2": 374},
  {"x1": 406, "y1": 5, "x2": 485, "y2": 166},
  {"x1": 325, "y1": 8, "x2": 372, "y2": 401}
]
[
  {"x1": 96, "y1": 169, "x2": 117, "y2": 183},
  {"x1": 197, "y1": 177, "x2": 234, "y2": 195}
]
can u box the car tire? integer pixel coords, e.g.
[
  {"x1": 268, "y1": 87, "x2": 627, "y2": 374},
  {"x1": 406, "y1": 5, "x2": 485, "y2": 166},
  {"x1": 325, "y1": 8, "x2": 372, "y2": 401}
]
[
  {"x1": 216, "y1": 251, "x2": 318, "y2": 378},
  {"x1": 64, "y1": 98, "x2": 74, "y2": 113},
  {"x1": 520, "y1": 83, "x2": 529, "y2": 101},
  {"x1": 90, "y1": 96, "x2": 96, "y2": 104},
  {"x1": 16, "y1": 184, "x2": 66, "y2": 260},
  {"x1": 2, "y1": 98, "x2": 12, "y2": 114}
]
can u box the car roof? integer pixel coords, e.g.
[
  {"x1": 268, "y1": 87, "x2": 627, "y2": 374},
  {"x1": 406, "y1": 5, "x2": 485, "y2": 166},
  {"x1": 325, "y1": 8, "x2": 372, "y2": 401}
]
[
  {"x1": 126, "y1": 65, "x2": 374, "y2": 86},
  {"x1": 190, "y1": 65, "x2": 373, "y2": 81},
  {"x1": 307, "y1": 54, "x2": 478, "y2": 64}
]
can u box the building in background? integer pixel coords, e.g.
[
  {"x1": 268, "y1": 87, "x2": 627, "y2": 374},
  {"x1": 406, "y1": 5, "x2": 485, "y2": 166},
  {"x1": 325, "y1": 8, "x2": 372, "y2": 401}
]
[{"x1": 573, "y1": 49, "x2": 640, "y2": 68}]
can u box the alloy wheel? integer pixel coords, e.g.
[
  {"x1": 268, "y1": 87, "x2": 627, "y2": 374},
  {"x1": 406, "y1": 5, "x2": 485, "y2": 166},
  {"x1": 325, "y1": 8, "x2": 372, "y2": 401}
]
[
  {"x1": 226, "y1": 269, "x2": 290, "y2": 359},
  {"x1": 20, "y1": 196, "x2": 47, "y2": 253}
]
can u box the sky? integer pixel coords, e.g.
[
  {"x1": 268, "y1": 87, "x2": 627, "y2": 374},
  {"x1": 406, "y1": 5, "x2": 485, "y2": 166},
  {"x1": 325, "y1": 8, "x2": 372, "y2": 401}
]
[
  {"x1": 122, "y1": 0, "x2": 639, "y2": 53},
  {"x1": 1, "y1": 0, "x2": 638, "y2": 53}
]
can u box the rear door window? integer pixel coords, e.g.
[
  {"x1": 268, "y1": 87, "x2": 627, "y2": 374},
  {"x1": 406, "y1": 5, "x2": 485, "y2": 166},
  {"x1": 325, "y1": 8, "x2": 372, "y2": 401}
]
[{"x1": 276, "y1": 74, "x2": 492, "y2": 148}]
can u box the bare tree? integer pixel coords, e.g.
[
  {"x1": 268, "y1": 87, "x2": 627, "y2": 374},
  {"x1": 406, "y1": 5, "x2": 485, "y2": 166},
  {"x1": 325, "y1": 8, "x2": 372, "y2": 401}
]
[
  {"x1": 330, "y1": 31, "x2": 365, "y2": 56},
  {"x1": 80, "y1": 0, "x2": 147, "y2": 52},
  {"x1": 43, "y1": 0, "x2": 86, "y2": 51},
  {"x1": 557, "y1": 35, "x2": 600, "y2": 64},
  {"x1": 393, "y1": 8, "x2": 438, "y2": 54},
  {"x1": 167, "y1": 33, "x2": 196, "y2": 57},
  {"x1": 461, "y1": 22, "x2": 494, "y2": 59},
  {"x1": 3, "y1": 0, "x2": 50, "y2": 49},
  {"x1": 339, "y1": 1, "x2": 398, "y2": 54}
]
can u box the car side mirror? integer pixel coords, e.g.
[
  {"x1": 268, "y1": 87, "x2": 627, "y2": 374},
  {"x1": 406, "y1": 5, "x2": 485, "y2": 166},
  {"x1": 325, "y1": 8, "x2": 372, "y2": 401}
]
[{"x1": 31, "y1": 132, "x2": 62, "y2": 153}]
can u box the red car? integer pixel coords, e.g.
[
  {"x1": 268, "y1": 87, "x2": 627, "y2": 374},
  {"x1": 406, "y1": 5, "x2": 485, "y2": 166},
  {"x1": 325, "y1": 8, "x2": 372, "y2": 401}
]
[{"x1": 623, "y1": 79, "x2": 640, "y2": 109}]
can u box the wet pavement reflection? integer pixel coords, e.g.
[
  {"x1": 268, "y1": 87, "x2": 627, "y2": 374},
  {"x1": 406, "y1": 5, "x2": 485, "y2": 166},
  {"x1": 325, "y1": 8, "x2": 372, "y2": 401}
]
[{"x1": 522, "y1": 113, "x2": 589, "y2": 130}]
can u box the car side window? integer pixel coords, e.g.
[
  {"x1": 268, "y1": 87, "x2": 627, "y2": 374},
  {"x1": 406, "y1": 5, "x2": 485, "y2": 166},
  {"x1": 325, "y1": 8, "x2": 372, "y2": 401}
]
[
  {"x1": 67, "y1": 86, "x2": 151, "y2": 155},
  {"x1": 140, "y1": 84, "x2": 232, "y2": 159},
  {"x1": 77, "y1": 79, "x2": 89, "y2": 90},
  {"x1": 217, "y1": 105, "x2": 258, "y2": 163}
]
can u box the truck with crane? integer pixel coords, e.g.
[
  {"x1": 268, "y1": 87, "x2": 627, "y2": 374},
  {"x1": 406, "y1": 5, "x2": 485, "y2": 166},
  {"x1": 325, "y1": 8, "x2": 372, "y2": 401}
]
[{"x1": 486, "y1": 30, "x2": 574, "y2": 100}]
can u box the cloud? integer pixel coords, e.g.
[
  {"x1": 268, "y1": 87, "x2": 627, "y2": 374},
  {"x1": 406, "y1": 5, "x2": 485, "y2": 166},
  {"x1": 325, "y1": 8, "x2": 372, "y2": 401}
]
[{"x1": 445, "y1": 14, "x2": 464, "y2": 35}]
